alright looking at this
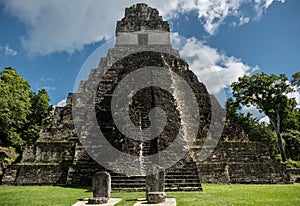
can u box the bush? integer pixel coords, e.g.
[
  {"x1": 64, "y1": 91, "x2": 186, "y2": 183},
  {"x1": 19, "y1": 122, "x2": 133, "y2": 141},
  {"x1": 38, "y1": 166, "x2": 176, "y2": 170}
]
[{"x1": 284, "y1": 159, "x2": 300, "y2": 169}]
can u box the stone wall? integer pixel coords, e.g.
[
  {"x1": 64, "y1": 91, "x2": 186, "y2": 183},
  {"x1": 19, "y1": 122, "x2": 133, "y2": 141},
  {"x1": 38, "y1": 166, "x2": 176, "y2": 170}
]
[
  {"x1": 1, "y1": 93, "x2": 78, "y2": 186},
  {"x1": 2, "y1": 164, "x2": 68, "y2": 185},
  {"x1": 116, "y1": 3, "x2": 170, "y2": 35},
  {"x1": 192, "y1": 141, "x2": 290, "y2": 184},
  {"x1": 116, "y1": 32, "x2": 170, "y2": 46}
]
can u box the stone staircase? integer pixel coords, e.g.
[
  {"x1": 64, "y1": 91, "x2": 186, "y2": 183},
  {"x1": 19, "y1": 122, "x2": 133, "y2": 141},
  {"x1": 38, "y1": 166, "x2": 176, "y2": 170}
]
[
  {"x1": 109, "y1": 154, "x2": 202, "y2": 191},
  {"x1": 66, "y1": 140, "x2": 202, "y2": 191},
  {"x1": 165, "y1": 156, "x2": 202, "y2": 191}
]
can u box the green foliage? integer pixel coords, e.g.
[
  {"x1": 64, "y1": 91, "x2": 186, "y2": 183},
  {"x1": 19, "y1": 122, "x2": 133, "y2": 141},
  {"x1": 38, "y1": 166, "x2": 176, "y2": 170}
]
[
  {"x1": 284, "y1": 159, "x2": 300, "y2": 169},
  {"x1": 0, "y1": 68, "x2": 31, "y2": 150},
  {"x1": 291, "y1": 72, "x2": 300, "y2": 88},
  {"x1": 22, "y1": 89, "x2": 52, "y2": 143},
  {"x1": 281, "y1": 108, "x2": 300, "y2": 132},
  {"x1": 226, "y1": 100, "x2": 279, "y2": 159},
  {"x1": 0, "y1": 67, "x2": 52, "y2": 176},
  {"x1": 230, "y1": 72, "x2": 298, "y2": 162},
  {"x1": 30, "y1": 89, "x2": 52, "y2": 125},
  {"x1": 275, "y1": 154, "x2": 283, "y2": 163},
  {"x1": 231, "y1": 72, "x2": 296, "y2": 129},
  {"x1": 282, "y1": 130, "x2": 300, "y2": 161}
]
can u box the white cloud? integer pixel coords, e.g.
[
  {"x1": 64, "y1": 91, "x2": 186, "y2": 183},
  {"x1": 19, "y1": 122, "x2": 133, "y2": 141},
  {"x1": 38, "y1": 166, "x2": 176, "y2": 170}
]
[
  {"x1": 259, "y1": 116, "x2": 270, "y2": 124},
  {"x1": 254, "y1": 0, "x2": 285, "y2": 20},
  {"x1": 156, "y1": 0, "x2": 284, "y2": 35},
  {"x1": 172, "y1": 35, "x2": 258, "y2": 96},
  {"x1": 0, "y1": 44, "x2": 18, "y2": 56},
  {"x1": 35, "y1": 83, "x2": 56, "y2": 92},
  {"x1": 241, "y1": 105, "x2": 270, "y2": 124},
  {"x1": 238, "y1": 16, "x2": 250, "y2": 26},
  {"x1": 1, "y1": 0, "x2": 285, "y2": 55},
  {"x1": 56, "y1": 98, "x2": 67, "y2": 107},
  {"x1": 42, "y1": 86, "x2": 56, "y2": 92},
  {"x1": 287, "y1": 86, "x2": 300, "y2": 107},
  {"x1": 2, "y1": 0, "x2": 128, "y2": 55},
  {"x1": 241, "y1": 105, "x2": 264, "y2": 119},
  {"x1": 40, "y1": 76, "x2": 55, "y2": 82}
]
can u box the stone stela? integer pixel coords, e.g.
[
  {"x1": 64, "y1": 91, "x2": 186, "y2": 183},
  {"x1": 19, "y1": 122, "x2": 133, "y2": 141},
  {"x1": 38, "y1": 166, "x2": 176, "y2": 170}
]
[
  {"x1": 88, "y1": 171, "x2": 111, "y2": 204},
  {"x1": 146, "y1": 165, "x2": 166, "y2": 204}
]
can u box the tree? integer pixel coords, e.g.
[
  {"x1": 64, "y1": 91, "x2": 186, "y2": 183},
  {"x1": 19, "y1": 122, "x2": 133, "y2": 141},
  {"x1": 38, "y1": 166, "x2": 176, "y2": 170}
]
[
  {"x1": 22, "y1": 89, "x2": 52, "y2": 143},
  {"x1": 282, "y1": 130, "x2": 300, "y2": 161},
  {"x1": 230, "y1": 72, "x2": 297, "y2": 162},
  {"x1": 291, "y1": 72, "x2": 300, "y2": 88},
  {"x1": 226, "y1": 98, "x2": 279, "y2": 159},
  {"x1": 0, "y1": 67, "x2": 52, "y2": 176},
  {"x1": 0, "y1": 67, "x2": 32, "y2": 151},
  {"x1": 0, "y1": 68, "x2": 52, "y2": 149},
  {"x1": 281, "y1": 108, "x2": 300, "y2": 132}
]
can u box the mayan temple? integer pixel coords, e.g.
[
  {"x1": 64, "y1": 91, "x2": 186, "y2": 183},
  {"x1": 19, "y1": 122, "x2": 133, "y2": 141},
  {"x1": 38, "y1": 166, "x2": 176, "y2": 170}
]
[{"x1": 2, "y1": 4, "x2": 290, "y2": 190}]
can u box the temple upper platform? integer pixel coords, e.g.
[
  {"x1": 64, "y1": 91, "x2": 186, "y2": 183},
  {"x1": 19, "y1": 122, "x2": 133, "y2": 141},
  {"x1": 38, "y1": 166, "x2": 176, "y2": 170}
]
[{"x1": 116, "y1": 4, "x2": 170, "y2": 46}]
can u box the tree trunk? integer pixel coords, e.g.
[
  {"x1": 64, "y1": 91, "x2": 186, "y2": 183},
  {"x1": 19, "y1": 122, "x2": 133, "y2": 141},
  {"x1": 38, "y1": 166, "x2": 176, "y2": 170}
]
[
  {"x1": 271, "y1": 110, "x2": 287, "y2": 162},
  {"x1": 275, "y1": 129, "x2": 287, "y2": 162}
]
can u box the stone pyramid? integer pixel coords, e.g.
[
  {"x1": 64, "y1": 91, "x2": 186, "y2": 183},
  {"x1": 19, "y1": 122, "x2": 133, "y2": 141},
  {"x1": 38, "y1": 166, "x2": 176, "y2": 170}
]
[{"x1": 2, "y1": 4, "x2": 290, "y2": 189}]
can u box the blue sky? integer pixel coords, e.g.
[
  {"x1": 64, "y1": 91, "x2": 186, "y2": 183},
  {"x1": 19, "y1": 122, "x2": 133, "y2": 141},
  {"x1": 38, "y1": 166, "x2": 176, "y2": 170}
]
[{"x1": 0, "y1": 0, "x2": 299, "y2": 112}]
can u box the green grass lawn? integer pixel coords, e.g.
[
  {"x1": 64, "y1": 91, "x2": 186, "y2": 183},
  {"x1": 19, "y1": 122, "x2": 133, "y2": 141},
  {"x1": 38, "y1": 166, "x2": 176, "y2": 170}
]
[{"x1": 0, "y1": 184, "x2": 299, "y2": 206}]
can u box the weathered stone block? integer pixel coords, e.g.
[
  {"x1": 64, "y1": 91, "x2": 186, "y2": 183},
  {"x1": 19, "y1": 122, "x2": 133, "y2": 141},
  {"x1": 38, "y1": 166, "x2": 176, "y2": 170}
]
[
  {"x1": 87, "y1": 197, "x2": 108, "y2": 204},
  {"x1": 92, "y1": 171, "x2": 111, "y2": 199},
  {"x1": 147, "y1": 192, "x2": 166, "y2": 204},
  {"x1": 146, "y1": 165, "x2": 166, "y2": 203}
]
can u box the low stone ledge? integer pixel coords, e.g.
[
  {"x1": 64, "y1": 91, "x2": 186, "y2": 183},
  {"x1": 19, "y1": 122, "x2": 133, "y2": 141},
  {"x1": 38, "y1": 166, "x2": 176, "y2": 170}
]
[
  {"x1": 88, "y1": 197, "x2": 108, "y2": 204},
  {"x1": 72, "y1": 198, "x2": 121, "y2": 206},
  {"x1": 133, "y1": 198, "x2": 176, "y2": 206},
  {"x1": 147, "y1": 192, "x2": 166, "y2": 204}
]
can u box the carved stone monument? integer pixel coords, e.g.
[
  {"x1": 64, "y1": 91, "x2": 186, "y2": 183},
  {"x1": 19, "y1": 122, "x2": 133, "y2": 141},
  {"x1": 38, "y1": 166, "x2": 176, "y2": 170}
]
[
  {"x1": 88, "y1": 171, "x2": 111, "y2": 204},
  {"x1": 146, "y1": 165, "x2": 166, "y2": 204},
  {"x1": 73, "y1": 171, "x2": 122, "y2": 205}
]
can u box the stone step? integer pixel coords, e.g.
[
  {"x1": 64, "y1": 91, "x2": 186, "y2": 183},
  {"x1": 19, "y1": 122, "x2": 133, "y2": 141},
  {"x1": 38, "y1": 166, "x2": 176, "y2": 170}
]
[
  {"x1": 111, "y1": 181, "x2": 201, "y2": 187},
  {"x1": 111, "y1": 177, "x2": 145, "y2": 181},
  {"x1": 166, "y1": 186, "x2": 202, "y2": 191},
  {"x1": 111, "y1": 172, "x2": 199, "y2": 178},
  {"x1": 165, "y1": 179, "x2": 200, "y2": 183},
  {"x1": 109, "y1": 166, "x2": 202, "y2": 191},
  {"x1": 111, "y1": 175, "x2": 199, "y2": 179},
  {"x1": 166, "y1": 172, "x2": 199, "y2": 176},
  {"x1": 112, "y1": 180, "x2": 145, "y2": 184},
  {"x1": 111, "y1": 186, "x2": 201, "y2": 191},
  {"x1": 171, "y1": 169, "x2": 199, "y2": 172},
  {"x1": 112, "y1": 187, "x2": 145, "y2": 191},
  {"x1": 166, "y1": 175, "x2": 199, "y2": 178},
  {"x1": 111, "y1": 183, "x2": 202, "y2": 188},
  {"x1": 111, "y1": 183, "x2": 145, "y2": 187},
  {"x1": 111, "y1": 178, "x2": 200, "y2": 183}
]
